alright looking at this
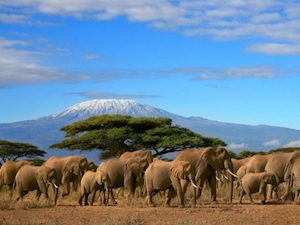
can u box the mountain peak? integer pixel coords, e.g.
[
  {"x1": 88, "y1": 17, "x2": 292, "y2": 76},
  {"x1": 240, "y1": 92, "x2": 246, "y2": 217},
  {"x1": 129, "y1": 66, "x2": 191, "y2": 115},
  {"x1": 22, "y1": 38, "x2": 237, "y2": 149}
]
[{"x1": 51, "y1": 99, "x2": 174, "y2": 119}]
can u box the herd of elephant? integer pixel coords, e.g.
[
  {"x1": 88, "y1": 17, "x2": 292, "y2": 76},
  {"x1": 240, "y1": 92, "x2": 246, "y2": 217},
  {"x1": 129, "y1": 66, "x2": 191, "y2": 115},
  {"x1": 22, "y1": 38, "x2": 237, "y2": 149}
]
[{"x1": 0, "y1": 147, "x2": 299, "y2": 208}]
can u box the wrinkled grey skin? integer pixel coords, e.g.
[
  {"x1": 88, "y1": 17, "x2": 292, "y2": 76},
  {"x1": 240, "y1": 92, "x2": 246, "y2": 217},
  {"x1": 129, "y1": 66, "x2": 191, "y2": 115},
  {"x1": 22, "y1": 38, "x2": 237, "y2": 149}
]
[
  {"x1": 15, "y1": 165, "x2": 59, "y2": 205},
  {"x1": 239, "y1": 172, "x2": 277, "y2": 204},
  {"x1": 0, "y1": 160, "x2": 32, "y2": 196},
  {"x1": 144, "y1": 159, "x2": 197, "y2": 208},
  {"x1": 175, "y1": 147, "x2": 236, "y2": 204},
  {"x1": 78, "y1": 170, "x2": 110, "y2": 206},
  {"x1": 284, "y1": 151, "x2": 300, "y2": 202},
  {"x1": 97, "y1": 158, "x2": 143, "y2": 205},
  {"x1": 43, "y1": 155, "x2": 88, "y2": 197}
]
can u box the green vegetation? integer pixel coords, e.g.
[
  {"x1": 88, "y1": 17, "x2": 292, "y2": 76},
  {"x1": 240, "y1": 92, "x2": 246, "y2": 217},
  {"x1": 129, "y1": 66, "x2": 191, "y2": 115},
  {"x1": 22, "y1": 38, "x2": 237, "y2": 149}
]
[
  {"x1": 230, "y1": 147, "x2": 300, "y2": 159},
  {"x1": 51, "y1": 115, "x2": 226, "y2": 159},
  {"x1": 0, "y1": 140, "x2": 46, "y2": 164}
]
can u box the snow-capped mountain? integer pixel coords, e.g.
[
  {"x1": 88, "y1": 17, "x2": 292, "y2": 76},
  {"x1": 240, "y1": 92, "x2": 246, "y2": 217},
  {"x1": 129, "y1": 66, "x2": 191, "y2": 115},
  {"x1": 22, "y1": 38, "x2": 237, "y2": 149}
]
[
  {"x1": 50, "y1": 99, "x2": 176, "y2": 120},
  {"x1": 1, "y1": 99, "x2": 300, "y2": 160}
]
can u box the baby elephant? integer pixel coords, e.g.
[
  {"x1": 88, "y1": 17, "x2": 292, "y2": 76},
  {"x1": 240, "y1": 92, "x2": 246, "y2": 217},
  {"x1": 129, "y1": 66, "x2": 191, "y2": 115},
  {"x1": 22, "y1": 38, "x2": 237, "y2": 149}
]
[
  {"x1": 15, "y1": 165, "x2": 58, "y2": 205},
  {"x1": 239, "y1": 172, "x2": 277, "y2": 204},
  {"x1": 79, "y1": 170, "x2": 109, "y2": 206}
]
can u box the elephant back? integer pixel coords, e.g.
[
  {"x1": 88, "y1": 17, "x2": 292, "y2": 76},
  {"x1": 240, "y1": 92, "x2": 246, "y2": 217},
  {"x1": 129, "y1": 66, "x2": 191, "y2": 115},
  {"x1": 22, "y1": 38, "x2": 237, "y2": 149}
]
[
  {"x1": 119, "y1": 150, "x2": 153, "y2": 171},
  {"x1": 15, "y1": 165, "x2": 39, "y2": 188},
  {"x1": 43, "y1": 157, "x2": 65, "y2": 183},
  {"x1": 100, "y1": 159, "x2": 124, "y2": 188},
  {"x1": 265, "y1": 152, "x2": 295, "y2": 183},
  {"x1": 0, "y1": 160, "x2": 31, "y2": 185}
]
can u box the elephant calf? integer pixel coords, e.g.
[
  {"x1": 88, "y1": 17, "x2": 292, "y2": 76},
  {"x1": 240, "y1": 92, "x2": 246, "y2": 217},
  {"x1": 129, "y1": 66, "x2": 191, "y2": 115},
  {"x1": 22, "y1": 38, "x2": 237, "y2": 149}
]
[
  {"x1": 145, "y1": 159, "x2": 199, "y2": 208},
  {"x1": 79, "y1": 170, "x2": 109, "y2": 206},
  {"x1": 14, "y1": 165, "x2": 59, "y2": 205},
  {"x1": 239, "y1": 172, "x2": 277, "y2": 204}
]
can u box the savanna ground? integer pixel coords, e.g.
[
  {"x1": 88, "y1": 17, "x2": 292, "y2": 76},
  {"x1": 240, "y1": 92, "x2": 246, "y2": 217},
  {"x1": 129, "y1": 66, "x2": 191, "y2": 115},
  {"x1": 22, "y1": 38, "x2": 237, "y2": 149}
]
[{"x1": 0, "y1": 184, "x2": 299, "y2": 225}]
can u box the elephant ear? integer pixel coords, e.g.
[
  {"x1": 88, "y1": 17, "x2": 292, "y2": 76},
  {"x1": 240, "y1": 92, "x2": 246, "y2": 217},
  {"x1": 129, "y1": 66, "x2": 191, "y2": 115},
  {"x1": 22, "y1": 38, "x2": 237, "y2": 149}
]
[
  {"x1": 37, "y1": 169, "x2": 48, "y2": 185},
  {"x1": 262, "y1": 173, "x2": 277, "y2": 184},
  {"x1": 201, "y1": 148, "x2": 219, "y2": 171},
  {"x1": 284, "y1": 152, "x2": 300, "y2": 181},
  {"x1": 171, "y1": 161, "x2": 189, "y2": 180}
]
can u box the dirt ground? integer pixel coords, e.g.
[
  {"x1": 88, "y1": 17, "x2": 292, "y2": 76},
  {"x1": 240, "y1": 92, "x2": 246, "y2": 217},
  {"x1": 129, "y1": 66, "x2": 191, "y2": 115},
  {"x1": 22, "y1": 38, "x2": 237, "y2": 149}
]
[
  {"x1": 0, "y1": 187, "x2": 299, "y2": 225},
  {"x1": 0, "y1": 201, "x2": 299, "y2": 225}
]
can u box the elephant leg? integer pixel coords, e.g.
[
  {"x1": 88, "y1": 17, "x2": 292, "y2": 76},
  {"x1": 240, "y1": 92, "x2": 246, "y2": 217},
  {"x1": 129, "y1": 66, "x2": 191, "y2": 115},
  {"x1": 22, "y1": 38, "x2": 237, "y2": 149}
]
[
  {"x1": 295, "y1": 190, "x2": 300, "y2": 203},
  {"x1": 272, "y1": 186, "x2": 279, "y2": 201},
  {"x1": 248, "y1": 193, "x2": 254, "y2": 204},
  {"x1": 90, "y1": 190, "x2": 97, "y2": 206},
  {"x1": 195, "y1": 179, "x2": 205, "y2": 205},
  {"x1": 102, "y1": 188, "x2": 108, "y2": 205},
  {"x1": 36, "y1": 189, "x2": 42, "y2": 201},
  {"x1": 84, "y1": 193, "x2": 89, "y2": 206},
  {"x1": 171, "y1": 177, "x2": 184, "y2": 208},
  {"x1": 208, "y1": 176, "x2": 217, "y2": 203},
  {"x1": 239, "y1": 190, "x2": 245, "y2": 204},
  {"x1": 148, "y1": 189, "x2": 159, "y2": 207},
  {"x1": 62, "y1": 182, "x2": 70, "y2": 197},
  {"x1": 180, "y1": 179, "x2": 189, "y2": 199},
  {"x1": 78, "y1": 193, "x2": 84, "y2": 206},
  {"x1": 165, "y1": 187, "x2": 176, "y2": 207},
  {"x1": 266, "y1": 184, "x2": 273, "y2": 200},
  {"x1": 110, "y1": 189, "x2": 117, "y2": 204},
  {"x1": 8, "y1": 184, "x2": 14, "y2": 198}
]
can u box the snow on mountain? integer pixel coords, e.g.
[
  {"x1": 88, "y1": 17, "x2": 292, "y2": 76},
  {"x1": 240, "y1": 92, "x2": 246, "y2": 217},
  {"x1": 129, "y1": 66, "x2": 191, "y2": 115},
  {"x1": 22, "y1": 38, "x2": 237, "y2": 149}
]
[
  {"x1": 50, "y1": 99, "x2": 176, "y2": 120},
  {"x1": 1, "y1": 99, "x2": 300, "y2": 160}
]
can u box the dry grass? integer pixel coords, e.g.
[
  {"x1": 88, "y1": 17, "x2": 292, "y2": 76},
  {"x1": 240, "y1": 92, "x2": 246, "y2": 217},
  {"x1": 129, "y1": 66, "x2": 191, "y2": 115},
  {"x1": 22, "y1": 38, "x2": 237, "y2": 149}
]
[{"x1": 0, "y1": 182, "x2": 299, "y2": 225}]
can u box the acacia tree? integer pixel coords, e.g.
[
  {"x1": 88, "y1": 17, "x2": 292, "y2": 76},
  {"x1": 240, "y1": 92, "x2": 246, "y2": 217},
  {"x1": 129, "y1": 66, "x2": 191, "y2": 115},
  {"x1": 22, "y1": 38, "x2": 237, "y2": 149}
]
[
  {"x1": 0, "y1": 140, "x2": 46, "y2": 164},
  {"x1": 51, "y1": 115, "x2": 226, "y2": 159}
]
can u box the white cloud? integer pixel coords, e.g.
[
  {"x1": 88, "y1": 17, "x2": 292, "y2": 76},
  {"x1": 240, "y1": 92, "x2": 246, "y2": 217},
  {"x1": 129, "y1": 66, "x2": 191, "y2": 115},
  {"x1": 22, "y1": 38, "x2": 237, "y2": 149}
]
[
  {"x1": 0, "y1": 36, "x2": 90, "y2": 87},
  {"x1": 263, "y1": 139, "x2": 281, "y2": 147},
  {"x1": 247, "y1": 43, "x2": 300, "y2": 55},
  {"x1": 67, "y1": 91, "x2": 161, "y2": 99},
  {"x1": 227, "y1": 142, "x2": 247, "y2": 150},
  {"x1": 1, "y1": 1, "x2": 300, "y2": 55},
  {"x1": 284, "y1": 140, "x2": 300, "y2": 148}
]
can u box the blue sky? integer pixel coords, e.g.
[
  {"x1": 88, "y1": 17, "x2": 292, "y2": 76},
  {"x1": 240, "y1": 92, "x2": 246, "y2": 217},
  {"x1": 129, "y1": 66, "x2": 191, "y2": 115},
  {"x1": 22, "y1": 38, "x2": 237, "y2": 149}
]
[{"x1": 1, "y1": 0, "x2": 300, "y2": 130}]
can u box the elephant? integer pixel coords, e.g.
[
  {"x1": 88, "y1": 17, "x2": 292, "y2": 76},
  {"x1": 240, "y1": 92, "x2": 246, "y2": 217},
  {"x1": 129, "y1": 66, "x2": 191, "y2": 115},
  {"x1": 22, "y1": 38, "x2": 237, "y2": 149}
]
[
  {"x1": 264, "y1": 151, "x2": 298, "y2": 201},
  {"x1": 284, "y1": 151, "x2": 300, "y2": 203},
  {"x1": 0, "y1": 160, "x2": 32, "y2": 196},
  {"x1": 144, "y1": 159, "x2": 199, "y2": 208},
  {"x1": 97, "y1": 158, "x2": 143, "y2": 204},
  {"x1": 119, "y1": 149, "x2": 153, "y2": 196},
  {"x1": 175, "y1": 147, "x2": 237, "y2": 204},
  {"x1": 239, "y1": 172, "x2": 277, "y2": 204},
  {"x1": 14, "y1": 165, "x2": 59, "y2": 205},
  {"x1": 78, "y1": 170, "x2": 110, "y2": 206},
  {"x1": 43, "y1": 155, "x2": 88, "y2": 197}
]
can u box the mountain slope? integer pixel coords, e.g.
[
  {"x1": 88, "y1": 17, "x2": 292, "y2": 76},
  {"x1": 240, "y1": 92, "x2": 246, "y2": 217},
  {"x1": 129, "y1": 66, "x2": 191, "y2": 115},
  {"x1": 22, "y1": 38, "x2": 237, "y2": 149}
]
[{"x1": 1, "y1": 99, "x2": 300, "y2": 158}]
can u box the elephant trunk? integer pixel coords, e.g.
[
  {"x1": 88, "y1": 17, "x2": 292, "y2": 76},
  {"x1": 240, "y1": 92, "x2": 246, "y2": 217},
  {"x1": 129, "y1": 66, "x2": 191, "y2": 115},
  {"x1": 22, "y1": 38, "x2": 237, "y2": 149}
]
[{"x1": 224, "y1": 159, "x2": 235, "y2": 203}]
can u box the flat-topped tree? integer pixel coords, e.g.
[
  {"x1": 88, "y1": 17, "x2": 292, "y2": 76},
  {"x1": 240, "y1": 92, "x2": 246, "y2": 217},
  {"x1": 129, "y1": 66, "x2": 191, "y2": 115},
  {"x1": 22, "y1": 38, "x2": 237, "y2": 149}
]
[
  {"x1": 50, "y1": 114, "x2": 226, "y2": 159},
  {"x1": 0, "y1": 140, "x2": 46, "y2": 164}
]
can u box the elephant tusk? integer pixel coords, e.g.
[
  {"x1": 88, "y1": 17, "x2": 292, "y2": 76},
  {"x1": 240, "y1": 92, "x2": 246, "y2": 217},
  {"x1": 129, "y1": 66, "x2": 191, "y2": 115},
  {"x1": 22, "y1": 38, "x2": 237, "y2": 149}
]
[
  {"x1": 226, "y1": 169, "x2": 239, "y2": 178},
  {"x1": 105, "y1": 187, "x2": 109, "y2": 192},
  {"x1": 216, "y1": 176, "x2": 221, "y2": 182},
  {"x1": 223, "y1": 174, "x2": 229, "y2": 180},
  {"x1": 48, "y1": 181, "x2": 59, "y2": 189},
  {"x1": 189, "y1": 177, "x2": 202, "y2": 189}
]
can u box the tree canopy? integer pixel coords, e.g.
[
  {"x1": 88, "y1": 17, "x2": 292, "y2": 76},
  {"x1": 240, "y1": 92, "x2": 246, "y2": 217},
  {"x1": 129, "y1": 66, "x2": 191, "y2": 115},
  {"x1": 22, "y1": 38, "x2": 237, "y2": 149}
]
[
  {"x1": 0, "y1": 140, "x2": 46, "y2": 164},
  {"x1": 51, "y1": 115, "x2": 226, "y2": 159}
]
